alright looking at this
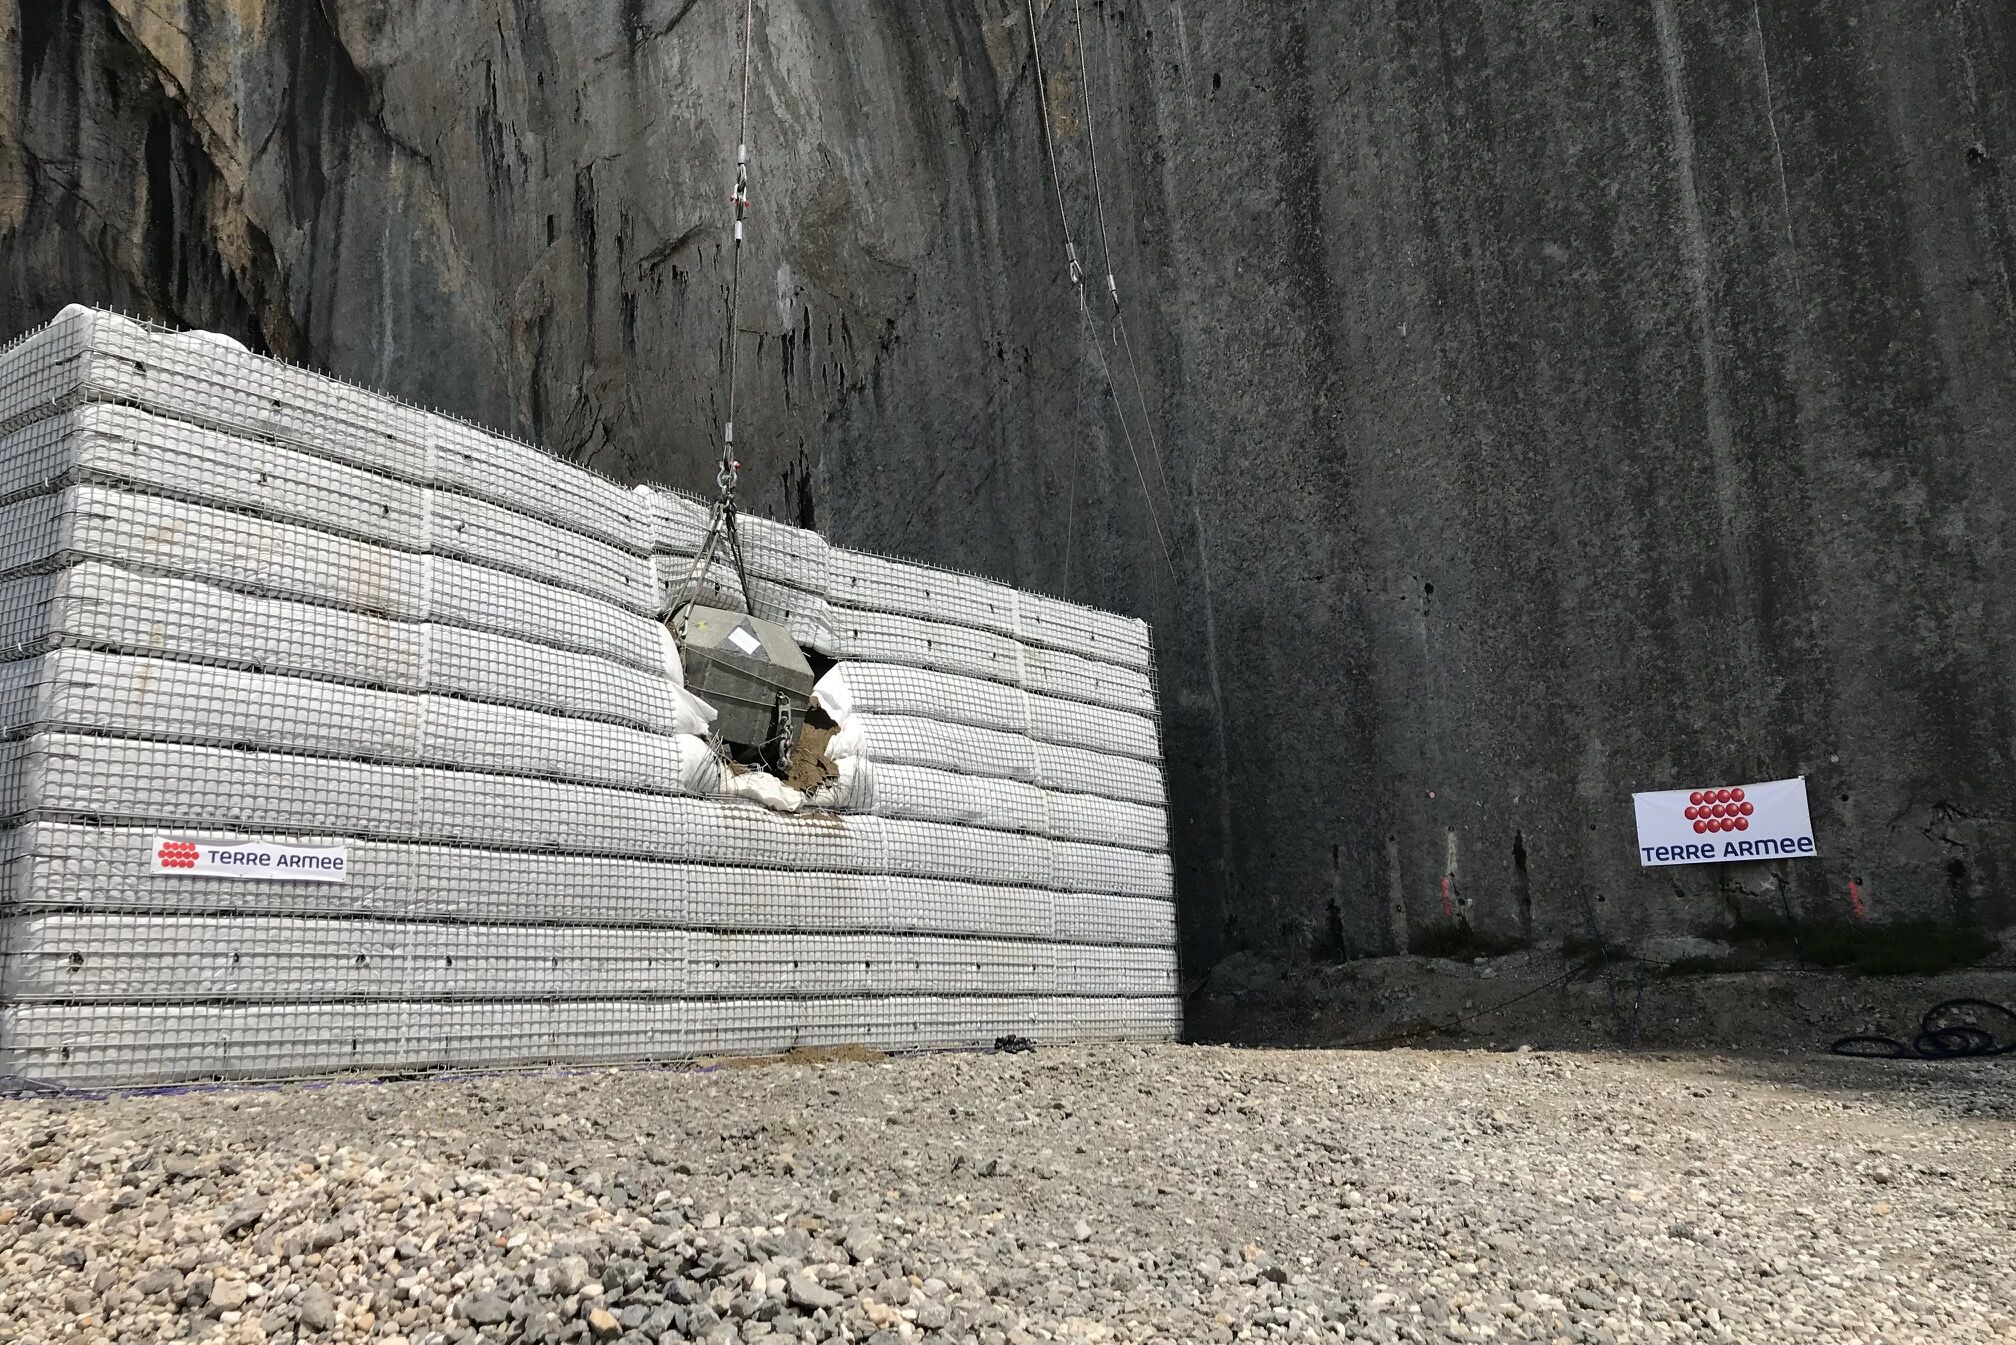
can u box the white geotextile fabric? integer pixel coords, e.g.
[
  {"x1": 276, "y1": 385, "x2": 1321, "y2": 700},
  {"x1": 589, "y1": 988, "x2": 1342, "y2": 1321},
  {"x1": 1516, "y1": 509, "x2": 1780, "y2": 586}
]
[
  {"x1": 0, "y1": 994, "x2": 1180, "y2": 1086},
  {"x1": 432, "y1": 554, "x2": 662, "y2": 669},
  {"x1": 831, "y1": 713, "x2": 1164, "y2": 808},
  {"x1": 0, "y1": 309, "x2": 1154, "y2": 682},
  {"x1": 430, "y1": 417, "x2": 656, "y2": 552},
  {"x1": 0, "y1": 308, "x2": 428, "y2": 468},
  {"x1": 829, "y1": 549, "x2": 1020, "y2": 637},
  {"x1": 820, "y1": 660, "x2": 1162, "y2": 763},
  {"x1": 2, "y1": 825, "x2": 1173, "y2": 945},
  {"x1": 0, "y1": 405, "x2": 432, "y2": 548},
  {"x1": 430, "y1": 488, "x2": 659, "y2": 614},
  {"x1": 0, "y1": 562, "x2": 431, "y2": 690},
  {"x1": 0, "y1": 915, "x2": 1172, "y2": 1002},
  {"x1": 0, "y1": 309, "x2": 1181, "y2": 1083},
  {"x1": 832, "y1": 546, "x2": 1153, "y2": 671},
  {"x1": 811, "y1": 669, "x2": 1167, "y2": 851},
  {"x1": 732, "y1": 512, "x2": 831, "y2": 595},
  {"x1": 7, "y1": 649, "x2": 718, "y2": 794},
  {"x1": 828, "y1": 712, "x2": 1041, "y2": 782},
  {"x1": 1016, "y1": 588, "x2": 1155, "y2": 669},
  {"x1": 1, "y1": 484, "x2": 427, "y2": 616},
  {"x1": 829, "y1": 606, "x2": 1023, "y2": 685},
  {"x1": 9, "y1": 736, "x2": 1170, "y2": 896},
  {"x1": 1020, "y1": 643, "x2": 1158, "y2": 717},
  {"x1": 1052, "y1": 892, "x2": 1181, "y2": 947},
  {"x1": 0, "y1": 564, "x2": 696, "y2": 733}
]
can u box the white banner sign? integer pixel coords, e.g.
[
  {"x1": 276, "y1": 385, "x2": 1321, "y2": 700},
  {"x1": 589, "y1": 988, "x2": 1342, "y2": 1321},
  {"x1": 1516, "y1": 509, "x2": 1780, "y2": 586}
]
[
  {"x1": 1633, "y1": 777, "x2": 1817, "y2": 868},
  {"x1": 151, "y1": 837, "x2": 350, "y2": 883}
]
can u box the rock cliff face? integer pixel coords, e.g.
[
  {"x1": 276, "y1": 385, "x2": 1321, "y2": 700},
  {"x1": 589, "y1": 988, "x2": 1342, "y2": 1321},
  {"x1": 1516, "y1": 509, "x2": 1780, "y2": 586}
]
[{"x1": 6, "y1": 1, "x2": 2015, "y2": 989}]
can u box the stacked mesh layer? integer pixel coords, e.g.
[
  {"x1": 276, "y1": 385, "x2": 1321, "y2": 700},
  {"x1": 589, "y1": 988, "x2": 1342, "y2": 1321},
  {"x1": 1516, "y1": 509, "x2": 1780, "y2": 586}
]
[{"x1": 0, "y1": 308, "x2": 1179, "y2": 1087}]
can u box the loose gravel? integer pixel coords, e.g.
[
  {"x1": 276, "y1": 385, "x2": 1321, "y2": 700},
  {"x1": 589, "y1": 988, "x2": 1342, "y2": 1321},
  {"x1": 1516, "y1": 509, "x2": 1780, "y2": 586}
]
[{"x1": 3, "y1": 1044, "x2": 2012, "y2": 1344}]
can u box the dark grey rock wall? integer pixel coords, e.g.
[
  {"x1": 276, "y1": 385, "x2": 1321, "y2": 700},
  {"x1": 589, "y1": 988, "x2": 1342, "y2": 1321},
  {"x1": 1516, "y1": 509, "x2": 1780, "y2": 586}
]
[
  {"x1": 5, "y1": 1, "x2": 2013, "y2": 991},
  {"x1": 822, "y1": 0, "x2": 2016, "y2": 968},
  {"x1": 0, "y1": 0, "x2": 1022, "y2": 499}
]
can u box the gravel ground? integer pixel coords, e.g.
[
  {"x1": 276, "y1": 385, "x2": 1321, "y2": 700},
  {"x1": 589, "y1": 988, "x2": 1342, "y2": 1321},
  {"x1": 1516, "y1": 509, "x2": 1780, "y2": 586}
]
[{"x1": 3, "y1": 1044, "x2": 2012, "y2": 1345}]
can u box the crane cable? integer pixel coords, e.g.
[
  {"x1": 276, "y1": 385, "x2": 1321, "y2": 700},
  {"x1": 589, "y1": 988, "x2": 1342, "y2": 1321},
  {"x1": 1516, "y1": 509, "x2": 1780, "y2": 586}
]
[
  {"x1": 1023, "y1": 0, "x2": 1178, "y2": 588},
  {"x1": 673, "y1": 0, "x2": 760, "y2": 624},
  {"x1": 1070, "y1": 0, "x2": 1180, "y2": 513}
]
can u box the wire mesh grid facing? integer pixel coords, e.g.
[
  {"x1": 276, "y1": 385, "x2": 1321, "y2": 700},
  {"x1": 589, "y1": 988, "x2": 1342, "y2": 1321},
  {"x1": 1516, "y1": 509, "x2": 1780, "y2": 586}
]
[{"x1": 0, "y1": 307, "x2": 1180, "y2": 1089}]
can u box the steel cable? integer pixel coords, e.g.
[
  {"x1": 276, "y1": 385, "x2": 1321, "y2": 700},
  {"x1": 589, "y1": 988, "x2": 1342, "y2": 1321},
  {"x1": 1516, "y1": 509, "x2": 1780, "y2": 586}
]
[{"x1": 1023, "y1": 0, "x2": 1179, "y2": 588}]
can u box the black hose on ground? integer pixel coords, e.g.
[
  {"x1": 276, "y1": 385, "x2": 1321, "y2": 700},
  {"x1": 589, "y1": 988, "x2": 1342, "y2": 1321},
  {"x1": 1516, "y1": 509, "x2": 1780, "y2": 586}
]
[{"x1": 1831, "y1": 998, "x2": 2016, "y2": 1059}]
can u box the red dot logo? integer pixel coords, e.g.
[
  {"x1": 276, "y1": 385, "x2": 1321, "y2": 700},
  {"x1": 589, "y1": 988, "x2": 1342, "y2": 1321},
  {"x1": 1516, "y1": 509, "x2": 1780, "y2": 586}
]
[
  {"x1": 157, "y1": 841, "x2": 199, "y2": 870},
  {"x1": 1685, "y1": 786, "x2": 1762, "y2": 832}
]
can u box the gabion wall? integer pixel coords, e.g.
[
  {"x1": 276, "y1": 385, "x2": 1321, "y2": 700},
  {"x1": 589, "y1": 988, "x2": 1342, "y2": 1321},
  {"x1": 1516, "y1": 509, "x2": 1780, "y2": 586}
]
[{"x1": 0, "y1": 308, "x2": 1178, "y2": 1088}]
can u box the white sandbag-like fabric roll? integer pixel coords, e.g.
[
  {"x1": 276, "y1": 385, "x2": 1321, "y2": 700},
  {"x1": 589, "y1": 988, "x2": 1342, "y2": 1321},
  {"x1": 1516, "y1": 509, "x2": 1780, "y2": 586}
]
[
  {"x1": 0, "y1": 823, "x2": 417, "y2": 918},
  {"x1": 831, "y1": 608, "x2": 1022, "y2": 685},
  {"x1": 543, "y1": 1000, "x2": 689, "y2": 1065},
  {"x1": 733, "y1": 513, "x2": 830, "y2": 596},
  {"x1": 1020, "y1": 643, "x2": 1158, "y2": 717},
  {"x1": 10, "y1": 650, "x2": 711, "y2": 799},
  {"x1": 878, "y1": 876, "x2": 1054, "y2": 940},
  {"x1": 20, "y1": 734, "x2": 423, "y2": 836},
  {"x1": 0, "y1": 308, "x2": 429, "y2": 472},
  {"x1": 0, "y1": 492, "x2": 71, "y2": 575},
  {"x1": 829, "y1": 713, "x2": 1040, "y2": 784},
  {"x1": 692, "y1": 996, "x2": 1044, "y2": 1056},
  {"x1": 431, "y1": 555, "x2": 664, "y2": 670},
  {"x1": 426, "y1": 415, "x2": 656, "y2": 553},
  {"x1": 0, "y1": 654, "x2": 45, "y2": 735},
  {"x1": 1044, "y1": 791, "x2": 1169, "y2": 853},
  {"x1": 684, "y1": 932, "x2": 1053, "y2": 997},
  {"x1": 880, "y1": 816, "x2": 1050, "y2": 890},
  {"x1": 1055, "y1": 943, "x2": 1181, "y2": 997},
  {"x1": 426, "y1": 623, "x2": 688, "y2": 733},
  {"x1": 828, "y1": 549, "x2": 1020, "y2": 637},
  {"x1": 1054, "y1": 840, "x2": 1174, "y2": 901},
  {"x1": 0, "y1": 405, "x2": 431, "y2": 548},
  {"x1": 1052, "y1": 893, "x2": 1180, "y2": 948},
  {"x1": 409, "y1": 923, "x2": 686, "y2": 998},
  {"x1": 431, "y1": 488, "x2": 659, "y2": 614},
  {"x1": 1016, "y1": 589, "x2": 1155, "y2": 671},
  {"x1": 11, "y1": 742, "x2": 908, "y2": 874},
  {"x1": 404, "y1": 845, "x2": 685, "y2": 925},
  {"x1": 646, "y1": 487, "x2": 713, "y2": 556},
  {"x1": 819, "y1": 662, "x2": 1028, "y2": 736},
  {"x1": 420, "y1": 697, "x2": 714, "y2": 795},
  {"x1": 0, "y1": 1001, "x2": 418, "y2": 1087},
  {"x1": 0, "y1": 913, "x2": 418, "y2": 1001},
  {"x1": 1025, "y1": 693, "x2": 1161, "y2": 762},
  {"x1": 410, "y1": 1001, "x2": 566, "y2": 1068},
  {"x1": 0, "y1": 562, "x2": 431, "y2": 691},
  {"x1": 819, "y1": 661, "x2": 1161, "y2": 768},
  {"x1": 37, "y1": 485, "x2": 428, "y2": 618},
  {"x1": 24, "y1": 649, "x2": 424, "y2": 761},
  {"x1": 1035, "y1": 994, "x2": 1181, "y2": 1042},
  {"x1": 680, "y1": 869, "x2": 1054, "y2": 942},
  {"x1": 0, "y1": 991, "x2": 1177, "y2": 1087},
  {"x1": 862, "y1": 762, "x2": 1048, "y2": 835},
  {"x1": 1032, "y1": 740, "x2": 1166, "y2": 808}
]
